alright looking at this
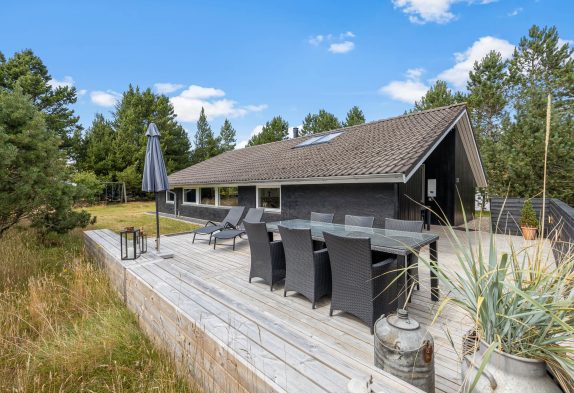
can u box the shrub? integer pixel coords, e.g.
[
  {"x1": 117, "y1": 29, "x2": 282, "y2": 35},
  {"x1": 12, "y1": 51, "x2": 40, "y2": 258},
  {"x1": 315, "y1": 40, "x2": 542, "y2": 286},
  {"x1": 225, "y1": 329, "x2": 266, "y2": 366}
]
[{"x1": 520, "y1": 200, "x2": 539, "y2": 228}]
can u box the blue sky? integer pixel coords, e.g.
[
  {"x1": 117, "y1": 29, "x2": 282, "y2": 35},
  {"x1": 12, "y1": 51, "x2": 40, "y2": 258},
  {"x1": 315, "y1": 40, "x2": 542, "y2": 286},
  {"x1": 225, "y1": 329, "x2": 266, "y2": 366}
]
[{"x1": 2, "y1": 0, "x2": 573, "y2": 147}]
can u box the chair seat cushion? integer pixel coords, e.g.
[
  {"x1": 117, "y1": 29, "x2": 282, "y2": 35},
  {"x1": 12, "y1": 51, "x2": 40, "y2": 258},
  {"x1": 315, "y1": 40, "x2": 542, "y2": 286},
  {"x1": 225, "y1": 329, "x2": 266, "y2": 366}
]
[{"x1": 213, "y1": 229, "x2": 244, "y2": 239}]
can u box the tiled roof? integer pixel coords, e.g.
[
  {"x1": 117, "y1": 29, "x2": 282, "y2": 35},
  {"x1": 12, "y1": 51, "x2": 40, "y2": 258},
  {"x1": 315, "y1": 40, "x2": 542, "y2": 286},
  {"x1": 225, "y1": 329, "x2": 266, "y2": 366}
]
[{"x1": 168, "y1": 104, "x2": 467, "y2": 186}]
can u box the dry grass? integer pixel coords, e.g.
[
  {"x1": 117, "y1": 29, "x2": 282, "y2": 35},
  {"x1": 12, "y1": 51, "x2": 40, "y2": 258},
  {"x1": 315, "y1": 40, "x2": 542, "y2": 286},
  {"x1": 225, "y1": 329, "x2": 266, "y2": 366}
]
[{"x1": 0, "y1": 220, "x2": 199, "y2": 392}]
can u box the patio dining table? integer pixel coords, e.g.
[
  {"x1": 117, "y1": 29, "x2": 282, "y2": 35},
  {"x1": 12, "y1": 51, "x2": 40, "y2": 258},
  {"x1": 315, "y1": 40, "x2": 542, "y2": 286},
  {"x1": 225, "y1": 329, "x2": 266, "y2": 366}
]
[{"x1": 266, "y1": 219, "x2": 440, "y2": 301}]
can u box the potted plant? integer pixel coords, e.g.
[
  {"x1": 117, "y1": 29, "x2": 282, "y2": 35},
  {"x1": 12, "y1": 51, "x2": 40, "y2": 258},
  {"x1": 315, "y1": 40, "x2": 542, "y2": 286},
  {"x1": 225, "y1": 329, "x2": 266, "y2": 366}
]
[
  {"x1": 415, "y1": 215, "x2": 573, "y2": 393},
  {"x1": 520, "y1": 200, "x2": 539, "y2": 240}
]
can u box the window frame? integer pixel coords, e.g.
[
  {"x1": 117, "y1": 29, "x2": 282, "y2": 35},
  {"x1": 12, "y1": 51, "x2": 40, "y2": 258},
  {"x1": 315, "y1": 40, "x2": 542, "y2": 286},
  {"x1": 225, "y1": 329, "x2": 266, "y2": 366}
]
[
  {"x1": 194, "y1": 186, "x2": 217, "y2": 206},
  {"x1": 165, "y1": 190, "x2": 176, "y2": 204},
  {"x1": 218, "y1": 186, "x2": 240, "y2": 207},
  {"x1": 182, "y1": 188, "x2": 198, "y2": 205},
  {"x1": 256, "y1": 185, "x2": 281, "y2": 212}
]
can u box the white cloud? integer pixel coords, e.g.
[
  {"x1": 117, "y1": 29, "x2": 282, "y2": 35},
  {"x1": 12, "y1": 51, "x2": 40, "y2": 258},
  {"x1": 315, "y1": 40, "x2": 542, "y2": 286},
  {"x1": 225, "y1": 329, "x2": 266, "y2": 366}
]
[
  {"x1": 154, "y1": 82, "x2": 184, "y2": 94},
  {"x1": 328, "y1": 41, "x2": 355, "y2": 54},
  {"x1": 558, "y1": 38, "x2": 574, "y2": 47},
  {"x1": 392, "y1": 0, "x2": 495, "y2": 24},
  {"x1": 90, "y1": 90, "x2": 121, "y2": 107},
  {"x1": 170, "y1": 85, "x2": 267, "y2": 122},
  {"x1": 508, "y1": 7, "x2": 523, "y2": 16},
  {"x1": 236, "y1": 125, "x2": 264, "y2": 149},
  {"x1": 379, "y1": 68, "x2": 429, "y2": 104},
  {"x1": 78, "y1": 89, "x2": 87, "y2": 96},
  {"x1": 308, "y1": 35, "x2": 325, "y2": 46},
  {"x1": 48, "y1": 76, "x2": 75, "y2": 89},
  {"x1": 437, "y1": 36, "x2": 514, "y2": 88},
  {"x1": 309, "y1": 32, "x2": 356, "y2": 54}
]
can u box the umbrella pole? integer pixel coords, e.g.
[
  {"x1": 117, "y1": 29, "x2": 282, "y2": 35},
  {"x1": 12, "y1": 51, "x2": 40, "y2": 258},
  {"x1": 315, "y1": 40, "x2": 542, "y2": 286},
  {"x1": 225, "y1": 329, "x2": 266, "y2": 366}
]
[{"x1": 155, "y1": 191, "x2": 160, "y2": 251}]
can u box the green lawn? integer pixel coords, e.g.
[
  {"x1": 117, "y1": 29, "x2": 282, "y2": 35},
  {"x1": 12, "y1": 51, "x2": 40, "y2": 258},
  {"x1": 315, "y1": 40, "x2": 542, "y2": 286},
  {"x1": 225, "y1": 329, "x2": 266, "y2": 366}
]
[
  {"x1": 84, "y1": 201, "x2": 198, "y2": 234},
  {"x1": 0, "y1": 203, "x2": 199, "y2": 392}
]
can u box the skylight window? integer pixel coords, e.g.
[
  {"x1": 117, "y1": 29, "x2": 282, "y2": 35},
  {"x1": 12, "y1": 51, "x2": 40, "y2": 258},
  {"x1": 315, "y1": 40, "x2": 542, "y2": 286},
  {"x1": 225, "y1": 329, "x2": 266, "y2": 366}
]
[{"x1": 295, "y1": 132, "x2": 343, "y2": 148}]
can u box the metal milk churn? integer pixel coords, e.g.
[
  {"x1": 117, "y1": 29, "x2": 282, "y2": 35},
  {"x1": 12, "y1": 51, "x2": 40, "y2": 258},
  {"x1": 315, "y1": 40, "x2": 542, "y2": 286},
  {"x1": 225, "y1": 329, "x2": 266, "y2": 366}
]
[{"x1": 374, "y1": 309, "x2": 435, "y2": 393}]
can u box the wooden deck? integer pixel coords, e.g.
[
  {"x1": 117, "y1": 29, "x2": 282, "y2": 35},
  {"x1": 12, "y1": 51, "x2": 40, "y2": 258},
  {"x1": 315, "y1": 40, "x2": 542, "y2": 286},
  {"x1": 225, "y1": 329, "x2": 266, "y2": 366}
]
[{"x1": 84, "y1": 225, "x2": 553, "y2": 393}]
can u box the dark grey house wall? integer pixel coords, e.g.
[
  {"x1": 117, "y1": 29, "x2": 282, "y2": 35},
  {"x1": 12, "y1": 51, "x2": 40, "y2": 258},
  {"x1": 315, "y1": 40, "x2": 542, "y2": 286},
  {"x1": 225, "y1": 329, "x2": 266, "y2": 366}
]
[
  {"x1": 398, "y1": 165, "x2": 425, "y2": 221},
  {"x1": 159, "y1": 183, "x2": 397, "y2": 227},
  {"x1": 419, "y1": 127, "x2": 476, "y2": 226},
  {"x1": 454, "y1": 127, "x2": 477, "y2": 226},
  {"x1": 280, "y1": 183, "x2": 396, "y2": 228}
]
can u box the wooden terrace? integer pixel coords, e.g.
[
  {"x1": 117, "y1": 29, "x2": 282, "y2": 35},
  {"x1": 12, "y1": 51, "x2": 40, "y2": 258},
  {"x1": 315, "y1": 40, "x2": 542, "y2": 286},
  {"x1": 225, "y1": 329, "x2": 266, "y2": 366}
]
[{"x1": 84, "y1": 224, "x2": 553, "y2": 393}]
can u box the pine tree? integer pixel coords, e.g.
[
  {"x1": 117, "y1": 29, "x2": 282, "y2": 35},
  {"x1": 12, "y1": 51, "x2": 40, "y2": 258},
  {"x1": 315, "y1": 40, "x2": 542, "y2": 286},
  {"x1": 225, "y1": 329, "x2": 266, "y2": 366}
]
[
  {"x1": 0, "y1": 87, "x2": 91, "y2": 236},
  {"x1": 301, "y1": 110, "x2": 341, "y2": 135},
  {"x1": 219, "y1": 118, "x2": 236, "y2": 152},
  {"x1": 504, "y1": 25, "x2": 574, "y2": 204},
  {"x1": 0, "y1": 49, "x2": 82, "y2": 159},
  {"x1": 75, "y1": 86, "x2": 192, "y2": 194},
  {"x1": 110, "y1": 86, "x2": 192, "y2": 193},
  {"x1": 192, "y1": 107, "x2": 220, "y2": 163},
  {"x1": 81, "y1": 114, "x2": 115, "y2": 178},
  {"x1": 343, "y1": 106, "x2": 366, "y2": 127},
  {"x1": 412, "y1": 80, "x2": 466, "y2": 112},
  {"x1": 466, "y1": 51, "x2": 510, "y2": 198},
  {"x1": 247, "y1": 116, "x2": 289, "y2": 146}
]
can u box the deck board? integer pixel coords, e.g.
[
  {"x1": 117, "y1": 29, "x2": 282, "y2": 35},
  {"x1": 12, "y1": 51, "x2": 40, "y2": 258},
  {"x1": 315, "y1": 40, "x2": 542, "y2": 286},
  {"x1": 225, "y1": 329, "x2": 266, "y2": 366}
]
[{"x1": 84, "y1": 227, "x2": 554, "y2": 393}]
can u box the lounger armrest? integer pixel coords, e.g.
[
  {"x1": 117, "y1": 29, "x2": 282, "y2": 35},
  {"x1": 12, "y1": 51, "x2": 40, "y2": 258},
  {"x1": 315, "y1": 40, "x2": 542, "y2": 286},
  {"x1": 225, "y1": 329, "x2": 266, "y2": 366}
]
[
  {"x1": 205, "y1": 220, "x2": 219, "y2": 227},
  {"x1": 223, "y1": 222, "x2": 238, "y2": 230}
]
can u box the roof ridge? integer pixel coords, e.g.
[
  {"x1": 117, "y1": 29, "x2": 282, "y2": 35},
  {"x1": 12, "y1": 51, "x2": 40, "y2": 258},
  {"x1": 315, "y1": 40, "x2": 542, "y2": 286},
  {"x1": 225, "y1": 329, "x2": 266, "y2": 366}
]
[{"x1": 239, "y1": 103, "x2": 467, "y2": 150}]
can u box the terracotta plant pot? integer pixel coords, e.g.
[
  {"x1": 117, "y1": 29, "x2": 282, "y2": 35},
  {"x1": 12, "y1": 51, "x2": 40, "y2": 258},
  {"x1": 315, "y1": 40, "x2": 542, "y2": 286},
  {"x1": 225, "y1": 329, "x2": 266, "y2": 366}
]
[{"x1": 521, "y1": 226, "x2": 537, "y2": 240}]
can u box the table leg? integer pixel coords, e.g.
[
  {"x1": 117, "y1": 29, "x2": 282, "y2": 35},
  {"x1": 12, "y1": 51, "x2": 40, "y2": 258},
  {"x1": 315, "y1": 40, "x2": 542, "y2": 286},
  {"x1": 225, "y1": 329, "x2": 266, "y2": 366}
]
[
  {"x1": 430, "y1": 241, "x2": 439, "y2": 301},
  {"x1": 406, "y1": 253, "x2": 413, "y2": 303},
  {"x1": 267, "y1": 231, "x2": 274, "y2": 242}
]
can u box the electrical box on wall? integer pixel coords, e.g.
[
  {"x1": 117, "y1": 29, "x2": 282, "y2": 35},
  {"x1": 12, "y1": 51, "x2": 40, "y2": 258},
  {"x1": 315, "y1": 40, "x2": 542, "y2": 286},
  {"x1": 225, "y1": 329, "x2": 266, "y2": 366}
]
[{"x1": 427, "y1": 179, "x2": 437, "y2": 198}]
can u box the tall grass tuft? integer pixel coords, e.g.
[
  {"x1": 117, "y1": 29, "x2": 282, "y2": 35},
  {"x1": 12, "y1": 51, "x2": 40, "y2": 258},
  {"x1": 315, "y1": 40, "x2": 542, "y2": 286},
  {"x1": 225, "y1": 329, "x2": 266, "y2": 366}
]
[
  {"x1": 0, "y1": 226, "x2": 197, "y2": 392},
  {"x1": 417, "y1": 207, "x2": 574, "y2": 392}
]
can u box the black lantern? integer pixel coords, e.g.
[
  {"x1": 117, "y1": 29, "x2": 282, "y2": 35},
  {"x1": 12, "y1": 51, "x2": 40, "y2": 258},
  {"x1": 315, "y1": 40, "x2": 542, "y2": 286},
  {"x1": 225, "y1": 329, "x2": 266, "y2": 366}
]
[
  {"x1": 138, "y1": 228, "x2": 148, "y2": 254},
  {"x1": 120, "y1": 228, "x2": 141, "y2": 260}
]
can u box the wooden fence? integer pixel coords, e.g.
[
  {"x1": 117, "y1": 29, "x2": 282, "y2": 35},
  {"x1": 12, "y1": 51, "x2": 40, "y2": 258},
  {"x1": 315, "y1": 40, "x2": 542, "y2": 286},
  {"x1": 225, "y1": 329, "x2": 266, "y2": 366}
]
[{"x1": 490, "y1": 197, "x2": 574, "y2": 263}]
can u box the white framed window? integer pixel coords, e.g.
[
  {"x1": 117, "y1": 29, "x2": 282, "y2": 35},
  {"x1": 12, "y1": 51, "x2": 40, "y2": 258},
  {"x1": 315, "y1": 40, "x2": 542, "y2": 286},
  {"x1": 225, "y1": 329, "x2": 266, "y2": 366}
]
[
  {"x1": 199, "y1": 187, "x2": 217, "y2": 206},
  {"x1": 166, "y1": 190, "x2": 175, "y2": 204},
  {"x1": 219, "y1": 186, "x2": 239, "y2": 206},
  {"x1": 182, "y1": 188, "x2": 198, "y2": 204},
  {"x1": 257, "y1": 186, "x2": 281, "y2": 212}
]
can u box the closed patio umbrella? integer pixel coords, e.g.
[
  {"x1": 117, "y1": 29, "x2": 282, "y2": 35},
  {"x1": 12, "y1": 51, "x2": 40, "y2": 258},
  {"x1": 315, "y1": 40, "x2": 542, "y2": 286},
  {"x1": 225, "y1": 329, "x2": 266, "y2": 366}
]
[{"x1": 142, "y1": 123, "x2": 170, "y2": 253}]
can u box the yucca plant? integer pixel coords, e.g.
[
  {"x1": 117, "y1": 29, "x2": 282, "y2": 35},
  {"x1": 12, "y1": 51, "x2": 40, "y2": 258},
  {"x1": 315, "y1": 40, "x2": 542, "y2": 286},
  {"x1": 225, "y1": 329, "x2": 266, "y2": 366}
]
[{"x1": 415, "y1": 203, "x2": 574, "y2": 392}]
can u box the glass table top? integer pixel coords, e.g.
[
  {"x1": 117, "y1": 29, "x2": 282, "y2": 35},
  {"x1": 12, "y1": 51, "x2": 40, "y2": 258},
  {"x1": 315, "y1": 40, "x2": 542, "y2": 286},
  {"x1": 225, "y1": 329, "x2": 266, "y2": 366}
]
[{"x1": 266, "y1": 219, "x2": 438, "y2": 254}]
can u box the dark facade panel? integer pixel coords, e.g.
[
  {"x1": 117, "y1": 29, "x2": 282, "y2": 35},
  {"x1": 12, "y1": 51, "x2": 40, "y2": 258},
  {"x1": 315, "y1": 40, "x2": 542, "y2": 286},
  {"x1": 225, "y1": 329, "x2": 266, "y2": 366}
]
[
  {"x1": 159, "y1": 183, "x2": 397, "y2": 227},
  {"x1": 454, "y1": 127, "x2": 477, "y2": 225},
  {"x1": 398, "y1": 165, "x2": 425, "y2": 221},
  {"x1": 425, "y1": 130, "x2": 456, "y2": 225},
  {"x1": 280, "y1": 183, "x2": 396, "y2": 228}
]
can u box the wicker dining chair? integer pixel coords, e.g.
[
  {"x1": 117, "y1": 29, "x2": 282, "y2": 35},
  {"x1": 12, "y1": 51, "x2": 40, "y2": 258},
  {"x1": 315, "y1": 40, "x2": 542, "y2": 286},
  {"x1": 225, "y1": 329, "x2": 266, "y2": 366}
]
[
  {"x1": 384, "y1": 218, "x2": 424, "y2": 292},
  {"x1": 244, "y1": 222, "x2": 286, "y2": 291},
  {"x1": 345, "y1": 214, "x2": 375, "y2": 228},
  {"x1": 279, "y1": 225, "x2": 331, "y2": 309},
  {"x1": 310, "y1": 212, "x2": 334, "y2": 223},
  {"x1": 323, "y1": 231, "x2": 398, "y2": 334}
]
